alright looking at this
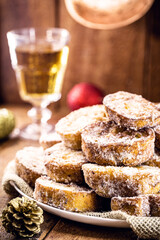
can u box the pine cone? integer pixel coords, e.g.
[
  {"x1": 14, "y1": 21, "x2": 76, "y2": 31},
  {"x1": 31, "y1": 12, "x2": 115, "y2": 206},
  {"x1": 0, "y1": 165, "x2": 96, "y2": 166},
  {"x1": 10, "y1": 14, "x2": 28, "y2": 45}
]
[{"x1": 2, "y1": 196, "x2": 44, "y2": 238}]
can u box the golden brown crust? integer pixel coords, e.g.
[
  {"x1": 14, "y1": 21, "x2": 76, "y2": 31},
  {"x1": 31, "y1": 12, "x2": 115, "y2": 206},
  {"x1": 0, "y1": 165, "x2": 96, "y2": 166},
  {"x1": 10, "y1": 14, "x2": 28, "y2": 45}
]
[
  {"x1": 44, "y1": 143, "x2": 87, "y2": 184},
  {"x1": 33, "y1": 176, "x2": 102, "y2": 212},
  {"x1": 82, "y1": 121, "x2": 155, "y2": 166},
  {"x1": 15, "y1": 147, "x2": 46, "y2": 187},
  {"x1": 111, "y1": 195, "x2": 150, "y2": 217},
  {"x1": 55, "y1": 105, "x2": 108, "y2": 150},
  {"x1": 82, "y1": 163, "x2": 160, "y2": 198},
  {"x1": 103, "y1": 91, "x2": 160, "y2": 130}
]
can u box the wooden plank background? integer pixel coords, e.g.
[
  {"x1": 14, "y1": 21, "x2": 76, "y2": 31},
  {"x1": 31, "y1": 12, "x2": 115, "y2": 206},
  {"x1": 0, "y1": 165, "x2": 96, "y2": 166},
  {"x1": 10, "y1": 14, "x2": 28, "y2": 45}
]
[{"x1": 0, "y1": 0, "x2": 160, "y2": 106}]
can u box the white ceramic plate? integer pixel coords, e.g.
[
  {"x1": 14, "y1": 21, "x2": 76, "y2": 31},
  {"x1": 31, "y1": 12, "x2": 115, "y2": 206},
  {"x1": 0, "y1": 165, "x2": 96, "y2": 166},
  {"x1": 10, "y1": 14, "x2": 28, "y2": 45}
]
[{"x1": 11, "y1": 181, "x2": 130, "y2": 228}]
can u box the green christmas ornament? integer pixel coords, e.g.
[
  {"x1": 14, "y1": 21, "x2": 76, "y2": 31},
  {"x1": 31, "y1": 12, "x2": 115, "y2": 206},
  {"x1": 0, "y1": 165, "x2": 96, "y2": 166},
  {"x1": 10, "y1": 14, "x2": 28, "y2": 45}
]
[
  {"x1": 2, "y1": 197, "x2": 44, "y2": 238},
  {"x1": 0, "y1": 108, "x2": 15, "y2": 139}
]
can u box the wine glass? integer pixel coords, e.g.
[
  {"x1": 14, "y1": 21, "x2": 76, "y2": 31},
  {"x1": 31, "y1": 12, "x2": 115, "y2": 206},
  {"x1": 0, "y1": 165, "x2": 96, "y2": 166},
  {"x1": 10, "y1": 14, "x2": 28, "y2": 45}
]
[
  {"x1": 65, "y1": 0, "x2": 154, "y2": 30},
  {"x1": 7, "y1": 27, "x2": 70, "y2": 140}
]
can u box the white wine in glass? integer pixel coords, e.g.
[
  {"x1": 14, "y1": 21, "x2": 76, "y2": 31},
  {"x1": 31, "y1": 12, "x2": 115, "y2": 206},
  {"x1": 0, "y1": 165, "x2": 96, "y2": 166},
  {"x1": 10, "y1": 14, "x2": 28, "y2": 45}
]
[{"x1": 7, "y1": 28, "x2": 70, "y2": 140}]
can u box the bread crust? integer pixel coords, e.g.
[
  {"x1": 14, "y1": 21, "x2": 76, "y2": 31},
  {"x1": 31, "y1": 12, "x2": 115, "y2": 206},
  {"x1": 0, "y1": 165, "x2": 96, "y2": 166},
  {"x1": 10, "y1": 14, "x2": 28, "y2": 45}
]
[
  {"x1": 82, "y1": 121, "x2": 155, "y2": 166},
  {"x1": 44, "y1": 143, "x2": 87, "y2": 184},
  {"x1": 15, "y1": 147, "x2": 46, "y2": 187},
  {"x1": 34, "y1": 176, "x2": 102, "y2": 212},
  {"x1": 82, "y1": 163, "x2": 160, "y2": 198},
  {"x1": 103, "y1": 91, "x2": 160, "y2": 130},
  {"x1": 55, "y1": 105, "x2": 108, "y2": 150}
]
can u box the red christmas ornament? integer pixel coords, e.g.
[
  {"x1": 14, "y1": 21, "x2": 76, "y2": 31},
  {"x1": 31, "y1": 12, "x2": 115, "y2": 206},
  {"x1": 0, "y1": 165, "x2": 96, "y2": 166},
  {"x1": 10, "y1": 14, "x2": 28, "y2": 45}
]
[{"x1": 67, "y1": 82, "x2": 104, "y2": 111}]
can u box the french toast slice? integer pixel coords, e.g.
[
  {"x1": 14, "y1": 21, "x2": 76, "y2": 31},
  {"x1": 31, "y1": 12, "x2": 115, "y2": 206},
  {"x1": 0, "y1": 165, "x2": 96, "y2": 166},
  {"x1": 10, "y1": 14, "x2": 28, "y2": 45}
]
[
  {"x1": 103, "y1": 91, "x2": 160, "y2": 130},
  {"x1": 15, "y1": 147, "x2": 46, "y2": 187},
  {"x1": 33, "y1": 176, "x2": 102, "y2": 212},
  {"x1": 44, "y1": 143, "x2": 87, "y2": 184},
  {"x1": 111, "y1": 194, "x2": 160, "y2": 217},
  {"x1": 39, "y1": 132, "x2": 61, "y2": 150},
  {"x1": 82, "y1": 163, "x2": 160, "y2": 198},
  {"x1": 111, "y1": 195, "x2": 150, "y2": 217},
  {"x1": 82, "y1": 121, "x2": 155, "y2": 166},
  {"x1": 55, "y1": 105, "x2": 108, "y2": 150}
]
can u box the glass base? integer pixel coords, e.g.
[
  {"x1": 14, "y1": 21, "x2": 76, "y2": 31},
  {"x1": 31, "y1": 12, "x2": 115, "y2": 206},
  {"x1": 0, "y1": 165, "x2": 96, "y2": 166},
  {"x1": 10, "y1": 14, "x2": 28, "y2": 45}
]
[{"x1": 19, "y1": 123, "x2": 54, "y2": 141}]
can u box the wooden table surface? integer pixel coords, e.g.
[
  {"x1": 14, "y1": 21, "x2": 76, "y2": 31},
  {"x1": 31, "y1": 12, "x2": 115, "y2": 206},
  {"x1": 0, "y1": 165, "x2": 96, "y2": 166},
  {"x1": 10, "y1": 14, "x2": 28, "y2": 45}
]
[{"x1": 0, "y1": 105, "x2": 138, "y2": 240}]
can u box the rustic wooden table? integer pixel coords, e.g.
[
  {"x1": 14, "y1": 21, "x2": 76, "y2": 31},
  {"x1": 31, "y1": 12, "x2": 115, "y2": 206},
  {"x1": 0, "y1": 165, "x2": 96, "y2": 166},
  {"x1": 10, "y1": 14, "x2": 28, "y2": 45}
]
[{"x1": 0, "y1": 105, "x2": 138, "y2": 240}]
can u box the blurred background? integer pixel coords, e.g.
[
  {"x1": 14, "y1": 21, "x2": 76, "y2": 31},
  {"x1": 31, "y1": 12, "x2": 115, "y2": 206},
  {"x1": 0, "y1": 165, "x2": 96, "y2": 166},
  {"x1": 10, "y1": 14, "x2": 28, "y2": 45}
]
[{"x1": 0, "y1": 0, "x2": 160, "y2": 109}]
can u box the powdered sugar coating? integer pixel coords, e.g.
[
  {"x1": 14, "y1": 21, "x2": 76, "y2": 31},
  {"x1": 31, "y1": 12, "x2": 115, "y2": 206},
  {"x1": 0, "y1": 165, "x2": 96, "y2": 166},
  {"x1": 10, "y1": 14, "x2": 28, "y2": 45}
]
[
  {"x1": 15, "y1": 146, "x2": 46, "y2": 187},
  {"x1": 111, "y1": 194, "x2": 160, "y2": 217},
  {"x1": 16, "y1": 147, "x2": 46, "y2": 175},
  {"x1": 35, "y1": 176, "x2": 90, "y2": 192},
  {"x1": 82, "y1": 163, "x2": 160, "y2": 198},
  {"x1": 45, "y1": 143, "x2": 86, "y2": 165},
  {"x1": 82, "y1": 121, "x2": 155, "y2": 166},
  {"x1": 145, "y1": 149, "x2": 160, "y2": 168},
  {"x1": 33, "y1": 176, "x2": 101, "y2": 212},
  {"x1": 103, "y1": 91, "x2": 160, "y2": 129},
  {"x1": 55, "y1": 105, "x2": 108, "y2": 150},
  {"x1": 44, "y1": 143, "x2": 87, "y2": 184},
  {"x1": 154, "y1": 125, "x2": 160, "y2": 134},
  {"x1": 56, "y1": 105, "x2": 107, "y2": 133},
  {"x1": 39, "y1": 132, "x2": 61, "y2": 149},
  {"x1": 111, "y1": 195, "x2": 150, "y2": 216},
  {"x1": 154, "y1": 103, "x2": 160, "y2": 111}
]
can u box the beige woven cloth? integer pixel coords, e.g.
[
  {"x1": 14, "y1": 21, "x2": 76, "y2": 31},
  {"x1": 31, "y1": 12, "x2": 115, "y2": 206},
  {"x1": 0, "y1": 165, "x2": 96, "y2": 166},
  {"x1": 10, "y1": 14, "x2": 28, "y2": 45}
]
[
  {"x1": 2, "y1": 160, "x2": 160, "y2": 240},
  {"x1": 2, "y1": 160, "x2": 33, "y2": 197}
]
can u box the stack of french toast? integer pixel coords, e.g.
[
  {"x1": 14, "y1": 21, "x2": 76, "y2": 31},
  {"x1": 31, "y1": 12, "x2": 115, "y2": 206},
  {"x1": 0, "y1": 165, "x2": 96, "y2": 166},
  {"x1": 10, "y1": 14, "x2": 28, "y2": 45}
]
[{"x1": 15, "y1": 91, "x2": 160, "y2": 216}]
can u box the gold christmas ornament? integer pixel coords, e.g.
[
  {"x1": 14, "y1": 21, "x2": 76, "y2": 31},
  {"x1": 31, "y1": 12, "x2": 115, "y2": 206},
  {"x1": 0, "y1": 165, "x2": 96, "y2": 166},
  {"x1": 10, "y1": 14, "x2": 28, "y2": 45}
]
[
  {"x1": 2, "y1": 197, "x2": 44, "y2": 238},
  {"x1": 0, "y1": 108, "x2": 15, "y2": 139}
]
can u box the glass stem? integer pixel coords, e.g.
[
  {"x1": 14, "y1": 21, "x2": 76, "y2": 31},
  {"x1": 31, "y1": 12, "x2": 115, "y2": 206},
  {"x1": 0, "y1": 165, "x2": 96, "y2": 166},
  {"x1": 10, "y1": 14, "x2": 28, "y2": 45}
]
[{"x1": 28, "y1": 106, "x2": 52, "y2": 131}]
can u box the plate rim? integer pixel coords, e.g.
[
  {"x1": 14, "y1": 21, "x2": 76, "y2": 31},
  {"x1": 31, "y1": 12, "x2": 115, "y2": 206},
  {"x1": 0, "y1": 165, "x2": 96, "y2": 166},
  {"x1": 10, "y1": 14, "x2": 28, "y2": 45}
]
[{"x1": 10, "y1": 181, "x2": 130, "y2": 228}]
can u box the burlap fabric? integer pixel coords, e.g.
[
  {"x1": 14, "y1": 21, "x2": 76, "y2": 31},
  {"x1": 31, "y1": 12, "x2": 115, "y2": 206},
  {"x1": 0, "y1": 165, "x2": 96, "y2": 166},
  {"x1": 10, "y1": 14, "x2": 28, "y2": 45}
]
[
  {"x1": 2, "y1": 160, "x2": 33, "y2": 197},
  {"x1": 2, "y1": 160, "x2": 160, "y2": 239},
  {"x1": 86, "y1": 211, "x2": 160, "y2": 239}
]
